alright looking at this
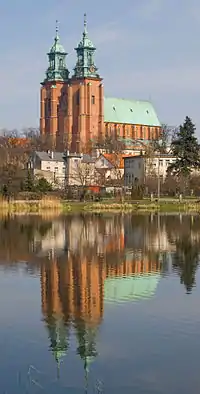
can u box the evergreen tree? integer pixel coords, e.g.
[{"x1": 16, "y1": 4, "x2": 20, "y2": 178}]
[
  {"x1": 36, "y1": 177, "x2": 52, "y2": 193},
  {"x1": 168, "y1": 116, "x2": 200, "y2": 177},
  {"x1": 23, "y1": 170, "x2": 35, "y2": 192}
]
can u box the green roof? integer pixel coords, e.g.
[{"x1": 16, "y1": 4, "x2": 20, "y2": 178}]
[
  {"x1": 49, "y1": 35, "x2": 66, "y2": 54},
  {"x1": 104, "y1": 273, "x2": 160, "y2": 303},
  {"x1": 104, "y1": 97, "x2": 161, "y2": 127}
]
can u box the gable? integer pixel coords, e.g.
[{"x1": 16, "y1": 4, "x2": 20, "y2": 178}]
[
  {"x1": 95, "y1": 155, "x2": 114, "y2": 169},
  {"x1": 104, "y1": 97, "x2": 161, "y2": 127},
  {"x1": 35, "y1": 151, "x2": 64, "y2": 162}
]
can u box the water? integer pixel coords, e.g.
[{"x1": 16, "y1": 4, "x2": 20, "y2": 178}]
[{"x1": 0, "y1": 213, "x2": 200, "y2": 393}]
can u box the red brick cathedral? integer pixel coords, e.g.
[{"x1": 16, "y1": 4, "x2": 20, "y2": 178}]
[{"x1": 40, "y1": 16, "x2": 161, "y2": 152}]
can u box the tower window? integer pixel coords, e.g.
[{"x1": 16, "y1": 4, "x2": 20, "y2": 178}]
[{"x1": 92, "y1": 95, "x2": 95, "y2": 104}]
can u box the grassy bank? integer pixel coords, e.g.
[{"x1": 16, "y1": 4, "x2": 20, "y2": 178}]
[
  {"x1": 0, "y1": 198, "x2": 200, "y2": 214},
  {"x1": 0, "y1": 198, "x2": 63, "y2": 214},
  {"x1": 80, "y1": 201, "x2": 200, "y2": 213}
]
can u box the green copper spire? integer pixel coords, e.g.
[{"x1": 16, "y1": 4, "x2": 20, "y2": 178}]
[
  {"x1": 73, "y1": 14, "x2": 99, "y2": 79},
  {"x1": 46, "y1": 315, "x2": 69, "y2": 379},
  {"x1": 44, "y1": 21, "x2": 69, "y2": 83}
]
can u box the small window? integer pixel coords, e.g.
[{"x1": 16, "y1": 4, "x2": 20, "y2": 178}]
[
  {"x1": 55, "y1": 167, "x2": 58, "y2": 171},
  {"x1": 113, "y1": 105, "x2": 116, "y2": 110},
  {"x1": 146, "y1": 110, "x2": 149, "y2": 114},
  {"x1": 92, "y1": 95, "x2": 95, "y2": 104},
  {"x1": 130, "y1": 108, "x2": 133, "y2": 112},
  {"x1": 46, "y1": 166, "x2": 50, "y2": 170}
]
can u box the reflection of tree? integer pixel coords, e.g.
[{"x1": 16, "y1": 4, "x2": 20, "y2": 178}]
[{"x1": 172, "y1": 237, "x2": 199, "y2": 293}]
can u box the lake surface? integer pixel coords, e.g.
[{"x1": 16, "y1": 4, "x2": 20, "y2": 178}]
[{"x1": 0, "y1": 213, "x2": 200, "y2": 393}]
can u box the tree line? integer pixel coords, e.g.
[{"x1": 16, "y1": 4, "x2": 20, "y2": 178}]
[
  {"x1": 138, "y1": 116, "x2": 200, "y2": 196},
  {"x1": 1, "y1": 116, "x2": 200, "y2": 197}
]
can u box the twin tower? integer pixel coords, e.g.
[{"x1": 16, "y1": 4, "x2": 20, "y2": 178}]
[{"x1": 40, "y1": 15, "x2": 104, "y2": 152}]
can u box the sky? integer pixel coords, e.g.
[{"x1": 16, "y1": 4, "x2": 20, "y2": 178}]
[{"x1": 1, "y1": 0, "x2": 200, "y2": 134}]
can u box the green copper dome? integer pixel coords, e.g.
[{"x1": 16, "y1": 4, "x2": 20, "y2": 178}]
[
  {"x1": 49, "y1": 34, "x2": 66, "y2": 54},
  {"x1": 73, "y1": 14, "x2": 99, "y2": 79},
  {"x1": 43, "y1": 22, "x2": 69, "y2": 83},
  {"x1": 76, "y1": 20, "x2": 95, "y2": 49},
  {"x1": 46, "y1": 316, "x2": 69, "y2": 363}
]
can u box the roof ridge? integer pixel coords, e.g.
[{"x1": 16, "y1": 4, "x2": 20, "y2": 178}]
[{"x1": 104, "y1": 96, "x2": 151, "y2": 103}]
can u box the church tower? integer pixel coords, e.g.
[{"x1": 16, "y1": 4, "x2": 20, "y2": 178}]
[
  {"x1": 70, "y1": 14, "x2": 104, "y2": 152},
  {"x1": 40, "y1": 16, "x2": 104, "y2": 152},
  {"x1": 40, "y1": 22, "x2": 69, "y2": 143}
]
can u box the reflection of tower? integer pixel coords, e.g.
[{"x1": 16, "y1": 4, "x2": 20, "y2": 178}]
[
  {"x1": 40, "y1": 260, "x2": 70, "y2": 376},
  {"x1": 40, "y1": 222, "x2": 162, "y2": 383},
  {"x1": 40, "y1": 254, "x2": 103, "y2": 379},
  {"x1": 69, "y1": 254, "x2": 104, "y2": 326},
  {"x1": 45, "y1": 315, "x2": 69, "y2": 378},
  {"x1": 75, "y1": 320, "x2": 98, "y2": 393}
]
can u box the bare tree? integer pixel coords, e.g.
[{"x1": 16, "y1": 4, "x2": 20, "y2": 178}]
[
  {"x1": 94, "y1": 135, "x2": 125, "y2": 153},
  {"x1": 69, "y1": 161, "x2": 97, "y2": 187},
  {"x1": 152, "y1": 124, "x2": 179, "y2": 154}
]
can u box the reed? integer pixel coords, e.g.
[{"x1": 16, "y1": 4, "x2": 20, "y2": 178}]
[
  {"x1": 0, "y1": 197, "x2": 63, "y2": 213},
  {"x1": 85, "y1": 203, "x2": 135, "y2": 211}
]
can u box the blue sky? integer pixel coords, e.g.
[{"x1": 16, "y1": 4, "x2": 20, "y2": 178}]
[{"x1": 1, "y1": 0, "x2": 200, "y2": 133}]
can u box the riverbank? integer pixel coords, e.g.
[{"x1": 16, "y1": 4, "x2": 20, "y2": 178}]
[{"x1": 0, "y1": 198, "x2": 200, "y2": 214}]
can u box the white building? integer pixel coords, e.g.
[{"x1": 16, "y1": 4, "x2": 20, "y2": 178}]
[
  {"x1": 124, "y1": 154, "x2": 176, "y2": 186},
  {"x1": 28, "y1": 151, "x2": 66, "y2": 187},
  {"x1": 64, "y1": 152, "x2": 96, "y2": 186},
  {"x1": 28, "y1": 151, "x2": 97, "y2": 188}
]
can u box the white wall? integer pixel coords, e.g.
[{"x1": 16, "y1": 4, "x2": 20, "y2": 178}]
[
  {"x1": 124, "y1": 157, "x2": 144, "y2": 186},
  {"x1": 124, "y1": 156, "x2": 176, "y2": 186}
]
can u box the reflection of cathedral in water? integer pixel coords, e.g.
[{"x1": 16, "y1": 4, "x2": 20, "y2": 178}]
[
  {"x1": 1, "y1": 213, "x2": 200, "y2": 382},
  {"x1": 0, "y1": 214, "x2": 162, "y2": 381},
  {"x1": 40, "y1": 230, "x2": 161, "y2": 377}
]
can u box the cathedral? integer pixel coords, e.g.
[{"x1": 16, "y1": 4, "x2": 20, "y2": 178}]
[{"x1": 40, "y1": 15, "x2": 161, "y2": 152}]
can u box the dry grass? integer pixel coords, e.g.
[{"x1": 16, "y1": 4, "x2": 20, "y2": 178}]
[
  {"x1": 0, "y1": 197, "x2": 63, "y2": 213},
  {"x1": 85, "y1": 203, "x2": 135, "y2": 211}
]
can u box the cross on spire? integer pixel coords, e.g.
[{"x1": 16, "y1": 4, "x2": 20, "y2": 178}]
[
  {"x1": 84, "y1": 13, "x2": 87, "y2": 34},
  {"x1": 55, "y1": 19, "x2": 59, "y2": 39}
]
